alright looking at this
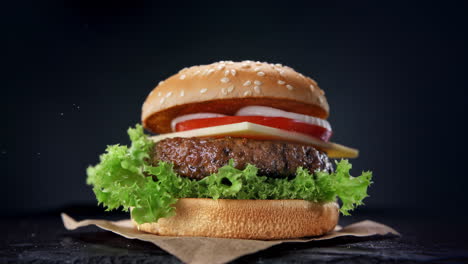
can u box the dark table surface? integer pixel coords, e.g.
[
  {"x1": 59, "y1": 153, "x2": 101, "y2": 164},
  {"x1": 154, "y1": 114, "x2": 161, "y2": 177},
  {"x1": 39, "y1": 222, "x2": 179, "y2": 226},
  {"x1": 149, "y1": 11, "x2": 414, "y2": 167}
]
[{"x1": 1, "y1": 206, "x2": 468, "y2": 264}]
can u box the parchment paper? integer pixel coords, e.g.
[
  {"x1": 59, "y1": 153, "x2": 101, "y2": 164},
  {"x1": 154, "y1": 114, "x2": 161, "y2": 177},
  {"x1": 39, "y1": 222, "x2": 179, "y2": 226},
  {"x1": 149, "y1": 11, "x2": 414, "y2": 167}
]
[{"x1": 62, "y1": 213, "x2": 399, "y2": 264}]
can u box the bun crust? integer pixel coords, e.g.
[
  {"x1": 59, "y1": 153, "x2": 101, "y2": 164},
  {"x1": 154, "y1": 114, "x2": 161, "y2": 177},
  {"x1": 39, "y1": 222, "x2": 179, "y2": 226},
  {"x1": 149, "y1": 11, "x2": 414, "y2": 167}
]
[
  {"x1": 142, "y1": 61, "x2": 329, "y2": 134},
  {"x1": 132, "y1": 198, "x2": 339, "y2": 240}
]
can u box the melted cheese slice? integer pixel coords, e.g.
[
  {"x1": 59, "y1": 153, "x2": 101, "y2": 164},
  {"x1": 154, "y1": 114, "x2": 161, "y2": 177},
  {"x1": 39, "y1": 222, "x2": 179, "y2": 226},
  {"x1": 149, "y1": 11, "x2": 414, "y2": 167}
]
[{"x1": 150, "y1": 122, "x2": 358, "y2": 158}]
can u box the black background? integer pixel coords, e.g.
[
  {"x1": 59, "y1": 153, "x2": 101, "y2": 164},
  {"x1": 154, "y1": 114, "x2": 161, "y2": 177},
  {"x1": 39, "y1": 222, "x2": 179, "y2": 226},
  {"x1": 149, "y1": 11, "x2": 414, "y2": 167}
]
[{"x1": 3, "y1": 1, "x2": 468, "y2": 219}]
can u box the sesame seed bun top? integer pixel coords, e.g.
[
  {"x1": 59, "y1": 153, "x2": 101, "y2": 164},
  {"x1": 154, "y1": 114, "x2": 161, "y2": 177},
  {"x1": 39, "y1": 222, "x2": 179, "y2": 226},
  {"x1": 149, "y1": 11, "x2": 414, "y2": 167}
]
[{"x1": 142, "y1": 60, "x2": 329, "y2": 134}]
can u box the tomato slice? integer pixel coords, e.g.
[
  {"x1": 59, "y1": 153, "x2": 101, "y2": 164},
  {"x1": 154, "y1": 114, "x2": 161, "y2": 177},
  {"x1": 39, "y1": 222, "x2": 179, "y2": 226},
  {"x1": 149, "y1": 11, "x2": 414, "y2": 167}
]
[{"x1": 175, "y1": 116, "x2": 333, "y2": 142}]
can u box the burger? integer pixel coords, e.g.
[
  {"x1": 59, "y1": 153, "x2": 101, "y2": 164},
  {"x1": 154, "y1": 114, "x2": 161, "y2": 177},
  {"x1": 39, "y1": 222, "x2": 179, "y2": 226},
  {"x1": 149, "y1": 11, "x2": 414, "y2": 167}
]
[{"x1": 86, "y1": 60, "x2": 372, "y2": 240}]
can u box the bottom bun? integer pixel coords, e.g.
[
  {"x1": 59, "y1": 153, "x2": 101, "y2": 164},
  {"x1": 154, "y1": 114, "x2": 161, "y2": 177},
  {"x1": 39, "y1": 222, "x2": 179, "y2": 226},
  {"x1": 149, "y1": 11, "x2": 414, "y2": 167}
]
[{"x1": 132, "y1": 198, "x2": 339, "y2": 240}]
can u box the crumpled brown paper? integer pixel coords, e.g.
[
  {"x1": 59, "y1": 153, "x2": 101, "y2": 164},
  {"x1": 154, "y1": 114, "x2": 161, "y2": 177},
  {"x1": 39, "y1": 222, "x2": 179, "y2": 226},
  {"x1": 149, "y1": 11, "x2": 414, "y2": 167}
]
[{"x1": 61, "y1": 213, "x2": 399, "y2": 264}]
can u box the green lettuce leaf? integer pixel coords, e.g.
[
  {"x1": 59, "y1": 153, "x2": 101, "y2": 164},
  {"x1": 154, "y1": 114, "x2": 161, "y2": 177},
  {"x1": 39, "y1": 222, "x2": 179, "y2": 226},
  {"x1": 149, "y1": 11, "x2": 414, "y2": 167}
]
[{"x1": 87, "y1": 125, "x2": 373, "y2": 224}]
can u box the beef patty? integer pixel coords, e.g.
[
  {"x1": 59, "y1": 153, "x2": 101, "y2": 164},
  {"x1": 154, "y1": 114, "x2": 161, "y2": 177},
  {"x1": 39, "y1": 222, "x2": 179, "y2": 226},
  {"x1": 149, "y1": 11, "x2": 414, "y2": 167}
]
[{"x1": 151, "y1": 137, "x2": 334, "y2": 180}]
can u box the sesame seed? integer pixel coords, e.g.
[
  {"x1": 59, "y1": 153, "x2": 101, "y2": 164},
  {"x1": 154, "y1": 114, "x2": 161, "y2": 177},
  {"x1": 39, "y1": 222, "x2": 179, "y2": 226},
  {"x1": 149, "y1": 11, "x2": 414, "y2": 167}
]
[
  {"x1": 254, "y1": 86, "x2": 261, "y2": 93},
  {"x1": 166, "y1": 91, "x2": 172, "y2": 98},
  {"x1": 231, "y1": 69, "x2": 236, "y2": 76},
  {"x1": 160, "y1": 98, "x2": 165, "y2": 104},
  {"x1": 224, "y1": 70, "x2": 230, "y2": 76},
  {"x1": 279, "y1": 70, "x2": 286, "y2": 76},
  {"x1": 221, "y1": 88, "x2": 228, "y2": 95},
  {"x1": 159, "y1": 81, "x2": 164, "y2": 85},
  {"x1": 278, "y1": 80, "x2": 285, "y2": 85},
  {"x1": 227, "y1": 85, "x2": 235, "y2": 93},
  {"x1": 157, "y1": 92, "x2": 162, "y2": 97},
  {"x1": 227, "y1": 61, "x2": 234, "y2": 65},
  {"x1": 216, "y1": 65, "x2": 225, "y2": 70},
  {"x1": 275, "y1": 63, "x2": 282, "y2": 67},
  {"x1": 207, "y1": 69, "x2": 215, "y2": 75},
  {"x1": 194, "y1": 70, "x2": 201, "y2": 75},
  {"x1": 254, "y1": 67, "x2": 261, "y2": 72},
  {"x1": 243, "y1": 80, "x2": 252, "y2": 86},
  {"x1": 241, "y1": 63, "x2": 250, "y2": 68},
  {"x1": 221, "y1": 77, "x2": 230, "y2": 83},
  {"x1": 180, "y1": 90, "x2": 185, "y2": 97},
  {"x1": 319, "y1": 89, "x2": 325, "y2": 95},
  {"x1": 309, "y1": 84, "x2": 315, "y2": 91},
  {"x1": 254, "y1": 80, "x2": 262, "y2": 85},
  {"x1": 255, "y1": 61, "x2": 262, "y2": 65},
  {"x1": 257, "y1": 71, "x2": 265, "y2": 77},
  {"x1": 243, "y1": 90, "x2": 252, "y2": 96},
  {"x1": 179, "y1": 74, "x2": 186, "y2": 80},
  {"x1": 286, "y1": 84, "x2": 294, "y2": 90},
  {"x1": 318, "y1": 96, "x2": 324, "y2": 103},
  {"x1": 200, "y1": 88, "x2": 208, "y2": 94}
]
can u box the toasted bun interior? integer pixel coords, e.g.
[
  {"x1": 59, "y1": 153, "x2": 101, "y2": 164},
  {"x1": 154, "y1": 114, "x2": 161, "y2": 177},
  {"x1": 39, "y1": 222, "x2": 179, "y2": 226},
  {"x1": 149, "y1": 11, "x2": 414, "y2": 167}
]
[
  {"x1": 132, "y1": 198, "x2": 339, "y2": 240},
  {"x1": 142, "y1": 61, "x2": 329, "y2": 134}
]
